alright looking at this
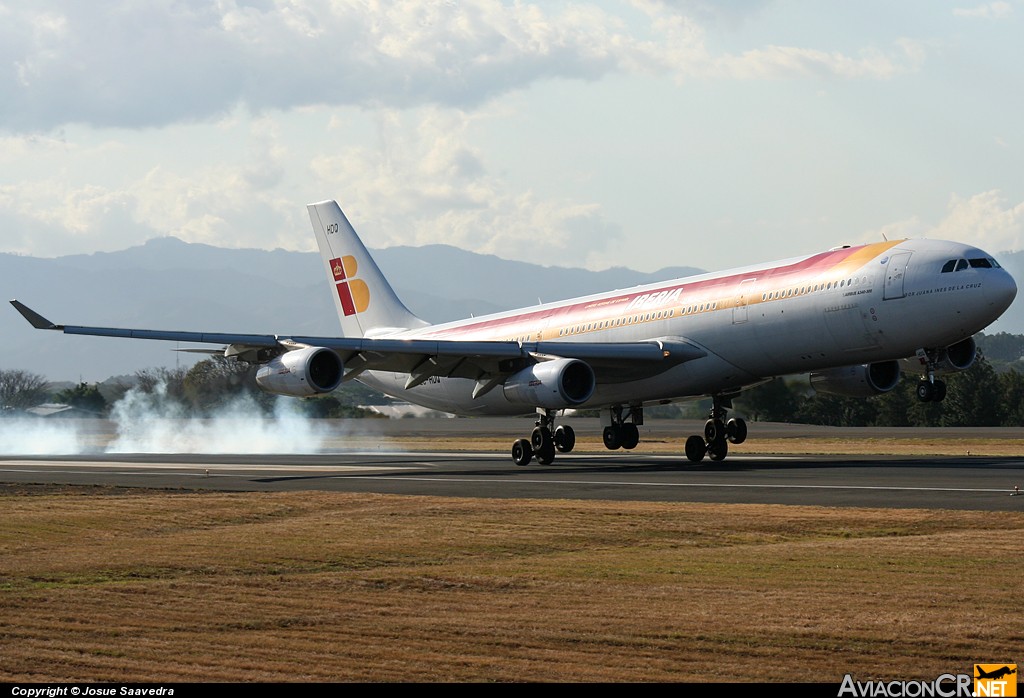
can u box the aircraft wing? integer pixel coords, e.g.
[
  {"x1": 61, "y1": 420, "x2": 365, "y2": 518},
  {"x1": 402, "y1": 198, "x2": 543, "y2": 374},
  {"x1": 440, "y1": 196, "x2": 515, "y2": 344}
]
[{"x1": 10, "y1": 300, "x2": 706, "y2": 386}]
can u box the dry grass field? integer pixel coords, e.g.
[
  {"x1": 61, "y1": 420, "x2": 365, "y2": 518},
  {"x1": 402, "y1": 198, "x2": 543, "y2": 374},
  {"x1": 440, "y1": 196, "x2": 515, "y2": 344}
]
[{"x1": 1, "y1": 484, "x2": 1022, "y2": 683}]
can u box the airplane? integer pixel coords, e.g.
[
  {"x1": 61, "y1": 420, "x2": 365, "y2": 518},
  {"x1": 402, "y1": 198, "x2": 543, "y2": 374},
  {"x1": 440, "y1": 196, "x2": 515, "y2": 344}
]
[
  {"x1": 975, "y1": 666, "x2": 1017, "y2": 681},
  {"x1": 10, "y1": 199, "x2": 1018, "y2": 465}
]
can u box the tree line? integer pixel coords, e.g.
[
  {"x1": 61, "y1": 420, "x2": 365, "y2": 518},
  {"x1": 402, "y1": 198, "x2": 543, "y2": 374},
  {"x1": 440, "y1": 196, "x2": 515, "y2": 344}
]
[
  {"x1": 733, "y1": 331, "x2": 1024, "y2": 427},
  {"x1": 735, "y1": 356, "x2": 1023, "y2": 427}
]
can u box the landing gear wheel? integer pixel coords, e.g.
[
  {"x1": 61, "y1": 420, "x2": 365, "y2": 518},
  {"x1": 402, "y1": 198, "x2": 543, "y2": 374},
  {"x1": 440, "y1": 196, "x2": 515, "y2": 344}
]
[
  {"x1": 531, "y1": 426, "x2": 553, "y2": 452},
  {"x1": 933, "y1": 380, "x2": 947, "y2": 402},
  {"x1": 536, "y1": 442, "x2": 556, "y2": 465},
  {"x1": 707, "y1": 438, "x2": 729, "y2": 461},
  {"x1": 916, "y1": 381, "x2": 934, "y2": 402},
  {"x1": 726, "y1": 418, "x2": 747, "y2": 445},
  {"x1": 704, "y1": 418, "x2": 725, "y2": 443},
  {"x1": 603, "y1": 426, "x2": 622, "y2": 450},
  {"x1": 512, "y1": 438, "x2": 533, "y2": 466},
  {"x1": 554, "y1": 425, "x2": 576, "y2": 453},
  {"x1": 621, "y1": 424, "x2": 640, "y2": 450},
  {"x1": 685, "y1": 435, "x2": 707, "y2": 463}
]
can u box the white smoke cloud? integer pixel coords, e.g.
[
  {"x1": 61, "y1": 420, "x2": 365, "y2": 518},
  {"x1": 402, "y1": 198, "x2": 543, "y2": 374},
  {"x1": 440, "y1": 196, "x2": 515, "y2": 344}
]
[
  {"x1": 0, "y1": 381, "x2": 333, "y2": 456},
  {"x1": 105, "y1": 381, "x2": 330, "y2": 454},
  {"x1": 0, "y1": 418, "x2": 88, "y2": 455}
]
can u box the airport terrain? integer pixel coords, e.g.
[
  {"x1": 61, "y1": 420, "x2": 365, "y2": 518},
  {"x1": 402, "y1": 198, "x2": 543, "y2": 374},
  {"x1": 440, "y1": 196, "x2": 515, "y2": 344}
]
[{"x1": 1, "y1": 421, "x2": 1022, "y2": 682}]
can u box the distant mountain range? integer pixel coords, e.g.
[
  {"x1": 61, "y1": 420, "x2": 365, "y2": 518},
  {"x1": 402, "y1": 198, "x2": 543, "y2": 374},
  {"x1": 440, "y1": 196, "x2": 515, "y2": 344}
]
[{"x1": 0, "y1": 237, "x2": 703, "y2": 381}]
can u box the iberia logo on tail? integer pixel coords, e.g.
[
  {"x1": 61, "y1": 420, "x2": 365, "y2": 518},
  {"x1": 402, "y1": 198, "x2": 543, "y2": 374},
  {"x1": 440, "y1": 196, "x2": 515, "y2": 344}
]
[{"x1": 330, "y1": 256, "x2": 370, "y2": 316}]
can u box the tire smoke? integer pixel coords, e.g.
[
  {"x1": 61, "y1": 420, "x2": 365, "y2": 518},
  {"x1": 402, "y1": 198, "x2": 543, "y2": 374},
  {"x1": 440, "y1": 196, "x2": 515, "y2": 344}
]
[{"x1": 0, "y1": 380, "x2": 332, "y2": 455}]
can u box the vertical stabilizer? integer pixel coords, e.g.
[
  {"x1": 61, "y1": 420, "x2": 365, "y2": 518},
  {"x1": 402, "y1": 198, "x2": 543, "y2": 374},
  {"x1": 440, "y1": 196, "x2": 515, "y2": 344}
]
[{"x1": 307, "y1": 200, "x2": 428, "y2": 337}]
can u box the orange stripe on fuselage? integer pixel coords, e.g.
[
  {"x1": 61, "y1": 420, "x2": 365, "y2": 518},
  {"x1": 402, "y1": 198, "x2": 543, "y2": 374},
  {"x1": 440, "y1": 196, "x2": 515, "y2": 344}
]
[{"x1": 414, "y1": 240, "x2": 905, "y2": 342}]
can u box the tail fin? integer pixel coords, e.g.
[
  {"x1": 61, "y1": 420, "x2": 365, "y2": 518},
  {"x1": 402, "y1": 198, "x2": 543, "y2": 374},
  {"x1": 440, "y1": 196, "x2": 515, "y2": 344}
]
[{"x1": 307, "y1": 200, "x2": 428, "y2": 337}]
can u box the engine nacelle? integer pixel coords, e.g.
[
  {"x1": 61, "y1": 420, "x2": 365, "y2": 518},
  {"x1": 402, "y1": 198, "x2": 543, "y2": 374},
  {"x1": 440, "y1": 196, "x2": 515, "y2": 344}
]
[
  {"x1": 933, "y1": 337, "x2": 976, "y2": 373},
  {"x1": 809, "y1": 360, "x2": 901, "y2": 398},
  {"x1": 255, "y1": 347, "x2": 344, "y2": 397},
  {"x1": 503, "y1": 358, "x2": 596, "y2": 409}
]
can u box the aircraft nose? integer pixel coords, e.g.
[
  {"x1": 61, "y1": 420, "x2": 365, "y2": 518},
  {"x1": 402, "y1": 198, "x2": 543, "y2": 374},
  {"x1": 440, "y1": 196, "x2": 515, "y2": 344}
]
[{"x1": 987, "y1": 267, "x2": 1017, "y2": 316}]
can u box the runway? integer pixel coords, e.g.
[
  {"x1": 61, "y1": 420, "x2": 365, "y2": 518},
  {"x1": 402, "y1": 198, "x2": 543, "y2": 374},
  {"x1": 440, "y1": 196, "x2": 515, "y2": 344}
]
[{"x1": 2, "y1": 451, "x2": 1024, "y2": 511}]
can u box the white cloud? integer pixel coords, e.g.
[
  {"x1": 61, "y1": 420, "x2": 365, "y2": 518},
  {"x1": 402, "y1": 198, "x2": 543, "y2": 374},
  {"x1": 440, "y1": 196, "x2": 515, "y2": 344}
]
[
  {"x1": 0, "y1": 0, "x2": 630, "y2": 131},
  {"x1": 953, "y1": 2, "x2": 1013, "y2": 19},
  {"x1": 931, "y1": 190, "x2": 1024, "y2": 253},
  {"x1": 309, "y1": 107, "x2": 621, "y2": 267},
  {"x1": 0, "y1": 114, "x2": 299, "y2": 255},
  {"x1": 709, "y1": 43, "x2": 923, "y2": 80},
  {"x1": 0, "y1": 0, "x2": 929, "y2": 133},
  {"x1": 862, "y1": 191, "x2": 1024, "y2": 253},
  {"x1": 0, "y1": 106, "x2": 621, "y2": 266}
]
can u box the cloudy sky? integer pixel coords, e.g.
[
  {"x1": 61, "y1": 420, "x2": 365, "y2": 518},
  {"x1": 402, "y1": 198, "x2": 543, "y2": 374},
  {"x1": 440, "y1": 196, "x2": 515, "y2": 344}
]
[{"x1": 1, "y1": 0, "x2": 1022, "y2": 273}]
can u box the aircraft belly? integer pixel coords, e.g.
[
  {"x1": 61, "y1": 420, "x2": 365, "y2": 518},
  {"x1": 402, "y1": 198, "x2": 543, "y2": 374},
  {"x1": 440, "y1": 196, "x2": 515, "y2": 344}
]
[
  {"x1": 359, "y1": 371, "x2": 531, "y2": 417},
  {"x1": 586, "y1": 353, "x2": 760, "y2": 406}
]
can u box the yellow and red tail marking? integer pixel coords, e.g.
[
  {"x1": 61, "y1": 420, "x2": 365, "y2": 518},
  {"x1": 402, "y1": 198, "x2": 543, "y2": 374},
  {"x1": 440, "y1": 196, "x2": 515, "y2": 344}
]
[{"x1": 330, "y1": 255, "x2": 370, "y2": 316}]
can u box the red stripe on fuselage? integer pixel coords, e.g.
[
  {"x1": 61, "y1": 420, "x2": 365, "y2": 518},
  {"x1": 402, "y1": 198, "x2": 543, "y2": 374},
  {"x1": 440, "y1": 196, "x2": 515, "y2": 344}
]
[{"x1": 412, "y1": 242, "x2": 898, "y2": 341}]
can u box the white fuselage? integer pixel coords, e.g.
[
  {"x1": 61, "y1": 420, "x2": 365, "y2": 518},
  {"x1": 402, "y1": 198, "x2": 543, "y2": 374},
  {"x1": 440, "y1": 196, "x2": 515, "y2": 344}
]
[{"x1": 355, "y1": 239, "x2": 1016, "y2": 415}]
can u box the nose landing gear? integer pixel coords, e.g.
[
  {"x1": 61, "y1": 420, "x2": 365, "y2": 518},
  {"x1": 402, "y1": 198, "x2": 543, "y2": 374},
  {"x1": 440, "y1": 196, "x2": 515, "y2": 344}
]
[{"x1": 915, "y1": 348, "x2": 948, "y2": 403}]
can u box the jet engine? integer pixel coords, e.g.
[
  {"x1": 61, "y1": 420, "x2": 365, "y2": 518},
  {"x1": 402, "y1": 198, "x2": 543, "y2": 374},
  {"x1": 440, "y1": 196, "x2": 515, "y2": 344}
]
[
  {"x1": 809, "y1": 360, "x2": 901, "y2": 398},
  {"x1": 503, "y1": 358, "x2": 596, "y2": 409},
  {"x1": 255, "y1": 346, "x2": 344, "y2": 397},
  {"x1": 932, "y1": 337, "x2": 976, "y2": 373}
]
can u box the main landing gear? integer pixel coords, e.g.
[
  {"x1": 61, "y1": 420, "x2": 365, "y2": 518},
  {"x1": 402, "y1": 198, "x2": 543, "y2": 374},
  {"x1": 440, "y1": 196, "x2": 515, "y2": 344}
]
[
  {"x1": 684, "y1": 397, "x2": 746, "y2": 463},
  {"x1": 511, "y1": 410, "x2": 575, "y2": 466},
  {"x1": 603, "y1": 405, "x2": 642, "y2": 451}
]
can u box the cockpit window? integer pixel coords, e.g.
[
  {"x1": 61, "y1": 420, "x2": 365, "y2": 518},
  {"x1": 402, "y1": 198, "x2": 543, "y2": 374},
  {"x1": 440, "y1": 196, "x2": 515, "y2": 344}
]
[{"x1": 944, "y1": 257, "x2": 1002, "y2": 272}]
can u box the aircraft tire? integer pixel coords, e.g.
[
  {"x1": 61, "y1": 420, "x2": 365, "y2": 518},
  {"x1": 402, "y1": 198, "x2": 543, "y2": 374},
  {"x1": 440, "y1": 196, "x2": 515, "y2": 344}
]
[
  {"x1": 933, "y1": 379, "x2": 947, "y2": 402},
  {"x1": 726, "y1": 418, "x2": 747, "y2": 445},
  {"x1": 621, "y1": 424, "x2": 640, "y2": 449},
  {"x1": 536, "y1": 442, "x2": 556, "y2": 465},
  {"x1": 602, "y1": 426, "x2": 621, "y2": 450},
  {"x1": 512, "y1": 439, "x2": 533, "y2": 466},
  {"x1": 531, "y1": 426, "x2": 553, "y2": 452},
  {"x1": 704, "y1": 418, "x2": 724, "y2": 442},
  {"x1": 916, "y1": 381, "x2": 934, "y2": 402},
  {"x1": 708, "y1": 438, "x2": 728, "y2": 461},
  {"x1": 554, "y1": 425, "x2": 576, "y2": 452},
  {"x1": 685, "y1": 435, "x2": 706, "y2": 463}
]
